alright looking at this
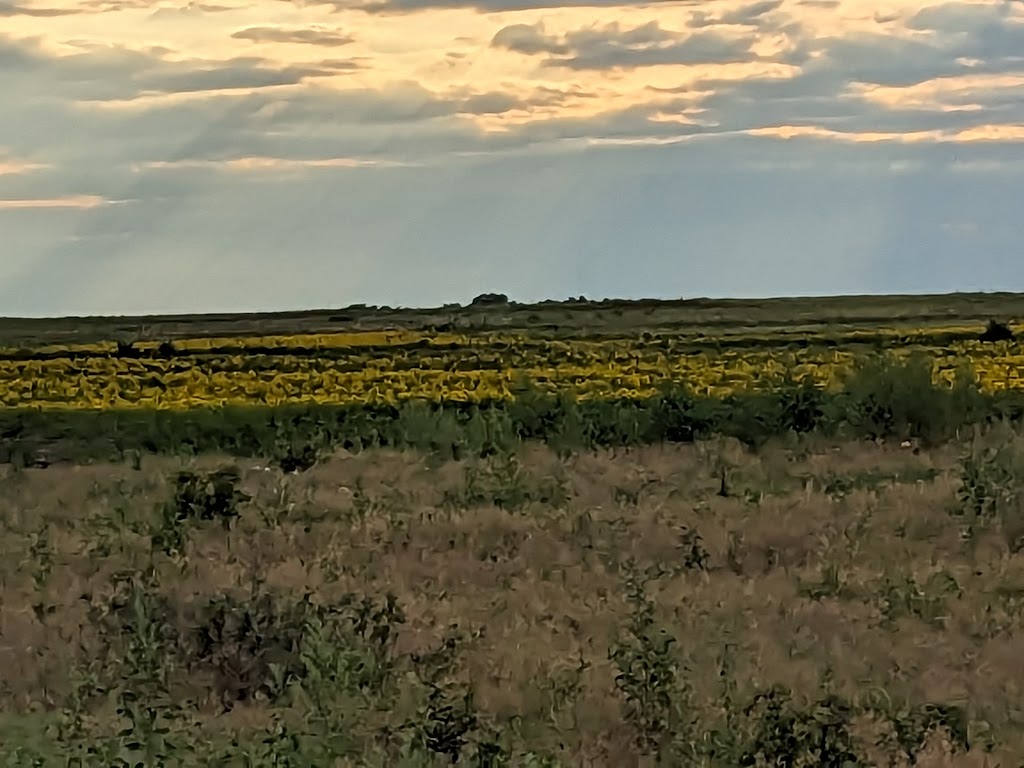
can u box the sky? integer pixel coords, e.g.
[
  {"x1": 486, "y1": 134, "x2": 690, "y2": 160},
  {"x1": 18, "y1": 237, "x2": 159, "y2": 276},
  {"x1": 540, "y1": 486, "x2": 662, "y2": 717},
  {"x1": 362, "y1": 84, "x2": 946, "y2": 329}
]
[{"x1": 1, "y1": 0, "x2": 1024, "y2": 316}]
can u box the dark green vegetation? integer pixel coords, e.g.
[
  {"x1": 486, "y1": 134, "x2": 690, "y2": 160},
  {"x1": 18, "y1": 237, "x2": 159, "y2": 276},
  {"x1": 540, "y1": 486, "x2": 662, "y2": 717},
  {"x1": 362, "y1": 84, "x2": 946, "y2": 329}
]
[{"x1": 0, "y1": 355, "x2": 1019, "y2": 470}]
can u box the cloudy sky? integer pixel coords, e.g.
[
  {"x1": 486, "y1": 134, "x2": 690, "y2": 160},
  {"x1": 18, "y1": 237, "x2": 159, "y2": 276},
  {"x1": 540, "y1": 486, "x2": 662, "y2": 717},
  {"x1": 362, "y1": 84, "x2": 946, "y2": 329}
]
[{"x1": 1, "y1": 0, "x2": 1023, "y2": 316}]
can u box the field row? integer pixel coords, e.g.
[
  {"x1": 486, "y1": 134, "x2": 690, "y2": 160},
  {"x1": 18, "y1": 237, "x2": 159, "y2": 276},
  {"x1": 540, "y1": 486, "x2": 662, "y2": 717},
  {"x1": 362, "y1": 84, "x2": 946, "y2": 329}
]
[
  {"x1": 2, "y1": 340, "x2": 1024, "y2": 409},
  {"x1": 1, "y1": 321, "x2": 1015, "y2": 360}
]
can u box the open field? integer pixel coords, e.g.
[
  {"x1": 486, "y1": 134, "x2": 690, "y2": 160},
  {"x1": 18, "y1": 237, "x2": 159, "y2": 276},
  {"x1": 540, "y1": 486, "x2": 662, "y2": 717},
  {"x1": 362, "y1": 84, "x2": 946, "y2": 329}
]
[
  {"x1": 4, "y1": 435, "x2": 1024, "y2": 765},
  {"x1": 4, "y1": 331, "x2": 1023, "y2": 411},
  {"x1": 0, "y1": 292, "x2": 1023, "y2": 465},
  {"x1": 4, "y1": 291, "x2": 1024, "y2": 347},
  {"x1": 4, "y1": 293, "x2": 1024, "y2": 764}
]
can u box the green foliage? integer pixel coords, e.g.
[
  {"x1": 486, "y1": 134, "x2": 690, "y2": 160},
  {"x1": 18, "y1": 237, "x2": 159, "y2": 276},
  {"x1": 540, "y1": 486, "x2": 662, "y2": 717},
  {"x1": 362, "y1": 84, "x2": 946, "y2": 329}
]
[
  {"x1": 678, "y1": 526, "x2": 710, "y2": 572},
  {"x1": 441, "y1": 455, "x2": 570, "y2": 513},
  {"x1": 0, "y1": 356, "x2": 1018, "y2": 466},
  {"x1": 954, "y1": 433, "x2": 1024, "y2": 547},
  {"x1": 189, "y1": 592, "x2": 312, "y2": 708},
  {"x1": 153, "y1": 467, "x2": 249, "y2": 556},
  {"x1": 269, "y1": 413, "x2": 331, "y2": 472},
  {"x1": 608, "y1": 563, "x2": 692, "y2": 757},
  {"x1": 0, "y1": 562, "x2": 1002, "y2": 766},
  {"x1": 171, "y1": 467, "x2": 249, "y2": 525},
  {"x1": 877, "y1": 573, "x2": 961, "y2": 628},
  {"x1": 738, "y1": 686, "x2": 862, "y2": 767},
  {"x1": 776, "y1": 376, "x2": 829, "y2": 434},
  {"x1": 841, "y1": 354, "x2": 983, "y2": 445},
  {"x1": 183, "y1": 590, "x2": 408, "y2": 712},
  {"x1": 397, "y1": 683, "x2": 480, "y2": 763}
]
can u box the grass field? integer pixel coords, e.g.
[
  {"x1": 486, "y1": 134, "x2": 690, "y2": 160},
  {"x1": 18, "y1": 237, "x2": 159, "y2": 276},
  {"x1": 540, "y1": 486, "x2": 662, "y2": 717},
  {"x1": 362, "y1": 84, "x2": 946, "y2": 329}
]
[{"x1": 3, "y1": 292, "x2": 1024, "y2": 765}]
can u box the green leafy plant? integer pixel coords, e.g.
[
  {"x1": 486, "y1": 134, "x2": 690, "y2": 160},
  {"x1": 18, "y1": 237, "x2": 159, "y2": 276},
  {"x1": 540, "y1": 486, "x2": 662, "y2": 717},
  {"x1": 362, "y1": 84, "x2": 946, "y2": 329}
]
[
  {"x1": 738, "y1": 686, "x2": 863, "y2": 768},
  {"x1": 955, "y1": 435, "x2": 1022, "y2": 541},
  {"x1": 678, "y1": 526, "x2": 710, "y2": 572},
  {"x1": 842, "y1": 354, "x2": 981, "y2": 445},
  {"x1": 441, "y1": 455, "x2": 569, "y2": 513},
  {"x1": 153, "y1": 467, "x2": 250, "y2": 556},
  {"x1": 877, "y1": 572, "x2": 960, "y2": 628},
  {"x1": 608, "y1": 564, "x2": 691, "y2": 756}
]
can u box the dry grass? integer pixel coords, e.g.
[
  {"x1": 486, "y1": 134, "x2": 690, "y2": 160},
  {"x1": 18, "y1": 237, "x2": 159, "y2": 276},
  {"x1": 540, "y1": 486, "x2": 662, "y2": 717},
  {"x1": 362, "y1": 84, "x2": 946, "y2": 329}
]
[{"x1": 1, "y1": 435, "x2": 1023, "y2": 764}]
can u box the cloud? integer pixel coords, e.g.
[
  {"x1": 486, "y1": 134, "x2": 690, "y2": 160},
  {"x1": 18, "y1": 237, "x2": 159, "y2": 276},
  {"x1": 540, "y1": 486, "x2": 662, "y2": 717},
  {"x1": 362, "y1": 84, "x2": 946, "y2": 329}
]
[
  {"x1": 6, "y1": 0, "x2": 1024, "y2": 321},
  {"x1": 139, "y1": 156, "x2": 418, "y2": 171},
  {"x1": 906, "y1": 1, "x2": 1012, "y2": 33},
  {"x1": 248, "y1": 82, "x2": 465, "y2": 126},
  {"x1": 4, "y1": 20, "x2": 1022, "y2": 204},
  {"x1": 666, "y1": 3, "x2": 1024, "y2": 140},
  {"x1": 855, "y1": 72, "x2": 1024, "y2": 114},
  {"x1": 491, "y1": 24, "x2": 568, "y2": 55},
  {"x1": 231, "y1": 26, "x2": 355, "y2": 47},
  {"x1": 308, "y1": 0, "x2": 702, "y2": 13},
  {"x1": 0, "y1": 194, "x2": 123, "y2": 209},
  {"x1": 793, "y1": 33, "x2": 963, "y2": 87},
  {"x1": 2, "y1": 0, "x2": 235, "y2": 15},
  {"x1": 691, "y1": 64, "x2": 1024, "y2": 138},
  {"x1": 79, "y1": 0, "x2": 191, "y2": 10},
  {"x1": 147, "y1": 2, "x2": 237, "y2": 17},
  {"x1": 0, "y1": 1, "x2": 79, "y2": 15},
  {"x1": 689, "y1": 0, "x2": 784, "y2": 28},
  {"x1": 0, "y1": 156, "x2": 49, "y2": 175},
  {"x1": 4, "y1": 0, "x2": 1024, "y2": 195},
  {"x1": 492, "y1": 21, "x2": 759, "y2": 70},
  {"x1": 0, "y1": 35, "x2": 351, "y2": 102},
  {"x1": 0, "y1": 72, "x2": 528, "y2": 207},
  {"x1": 743, "y1": 123, "x2": 1021, "y2": 143},
  {"x1": 458, "y1": 90, "x2": 525, "y2": 114},
  {"x1": 136, "y1": 59, "x2": 342, "y2": 96},
  {"x1": 900, "y1": 2, "x2": 1024, "y2": 72},
  {"x1": 6, "y1": 0, "x2": 1024, "y2": 322}
]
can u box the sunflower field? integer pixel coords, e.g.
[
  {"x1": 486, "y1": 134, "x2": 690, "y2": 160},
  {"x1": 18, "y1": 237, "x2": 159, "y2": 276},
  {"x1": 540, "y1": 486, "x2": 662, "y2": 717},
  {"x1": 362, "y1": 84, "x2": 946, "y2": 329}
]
[{"x1": 1, "y1": 327, "x2": 1023, "y2": 411}]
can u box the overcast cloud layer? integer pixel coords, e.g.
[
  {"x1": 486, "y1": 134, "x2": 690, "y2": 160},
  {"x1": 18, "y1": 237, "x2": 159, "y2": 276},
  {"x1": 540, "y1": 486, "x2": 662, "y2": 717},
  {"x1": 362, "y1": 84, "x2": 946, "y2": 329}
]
[{"x1": 2, "y1": 0, "x2": 1024, "y2": 316}]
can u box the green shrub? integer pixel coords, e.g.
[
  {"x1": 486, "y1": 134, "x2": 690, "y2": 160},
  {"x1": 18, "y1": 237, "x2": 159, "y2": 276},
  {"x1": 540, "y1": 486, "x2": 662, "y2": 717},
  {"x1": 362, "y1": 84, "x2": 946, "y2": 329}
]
[
  {"x1": 738, "y1": 687, "x2": 863, "y2": 767},
  {"x1": 153, "y1": 467, "x2": 250, "y2": 556},
  {"x1": 955, "y1": 431, "x2": 1024, "y2": 546},
  {"x1": 841, "y1": 354, "x2": 982, "y2": 445},
  {"x1": 608, "y1": 564, "x2": 693, "y2": 757}
]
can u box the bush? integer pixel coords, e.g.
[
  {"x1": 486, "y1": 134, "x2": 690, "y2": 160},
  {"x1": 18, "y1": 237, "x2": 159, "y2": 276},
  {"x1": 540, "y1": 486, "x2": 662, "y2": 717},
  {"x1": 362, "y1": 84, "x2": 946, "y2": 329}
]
[
  {"x1": 955, "y1": 430, "x2": 1024, "y2": 548},
  {"x1": 169, "y1": 468, "x2": 249, "y2": 526},
  {"x1": 152, "y1": 467, "x2": 250, "y2": 556},
  {"x1": 469, "y1": 293, "x2": 509, "y2": 307},
  {"x1": 980, "y1": 319, "x2": 1014, "y2": 342},
  {"x1": 840, "y1": 354, "x2": 982, "y2": 445}
]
